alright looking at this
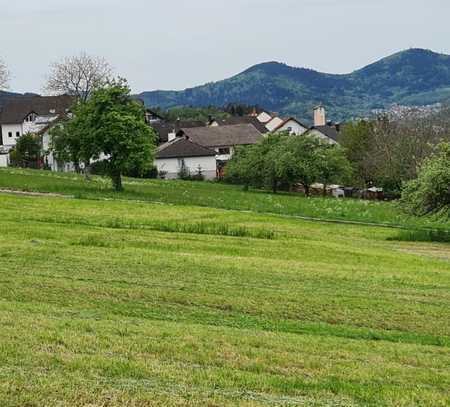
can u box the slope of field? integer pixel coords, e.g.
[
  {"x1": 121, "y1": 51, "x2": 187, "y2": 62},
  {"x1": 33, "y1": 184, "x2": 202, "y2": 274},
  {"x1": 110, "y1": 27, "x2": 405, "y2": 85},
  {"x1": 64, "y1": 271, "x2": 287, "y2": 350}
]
[
  {"x1": 0, "y1": 168, "x2": 449, "y2": 231},
  {"x1": 0, "y1": 187, "x2": 449, "y2": 405}
]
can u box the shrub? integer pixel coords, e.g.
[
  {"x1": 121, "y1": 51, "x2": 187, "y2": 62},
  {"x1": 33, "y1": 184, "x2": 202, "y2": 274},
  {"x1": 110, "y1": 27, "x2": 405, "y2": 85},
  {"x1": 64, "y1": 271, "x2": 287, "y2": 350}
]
[{"x1": 400, "y1": 143, "x2": 450, "y2": 218}]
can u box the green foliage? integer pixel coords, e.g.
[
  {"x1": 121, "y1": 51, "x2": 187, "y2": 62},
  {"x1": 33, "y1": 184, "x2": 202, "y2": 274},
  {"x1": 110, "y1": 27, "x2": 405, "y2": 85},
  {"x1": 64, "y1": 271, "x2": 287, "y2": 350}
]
[
  {"x1": 59, "y1": 79, "x2": 157, "y2": 191},
  {"x1": 9, "y1": 133, "x2": 42, "y2": 168},
  {"x1": 340, "y1": 120, "x2": 373, "y2": 186},
  {"x1": 138, "y1": 49, "x2": 450, "y2": 121},
  {"x1": 226, "y1": 134, "x2": 352, "y2": 195},
  {"x1": 401, "y1": 143, "x2": 450, "y2": 218},
  {"x1": 341, "y1": 116, "x2": 450, "y2": 197}
]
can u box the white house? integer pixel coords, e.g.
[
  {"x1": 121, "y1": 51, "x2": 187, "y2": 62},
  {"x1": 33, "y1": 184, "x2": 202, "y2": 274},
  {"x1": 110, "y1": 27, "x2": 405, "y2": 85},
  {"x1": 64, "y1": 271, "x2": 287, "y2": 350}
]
[
  {"x1": 0, "y1": 95, "x2": 73, "y2": 162},
  {"x1": 271, "y1": 117, "x2": 308, "y2": 135},
  {"x1": 155, "y1": 136, "x2": 217, "y2": 180}
]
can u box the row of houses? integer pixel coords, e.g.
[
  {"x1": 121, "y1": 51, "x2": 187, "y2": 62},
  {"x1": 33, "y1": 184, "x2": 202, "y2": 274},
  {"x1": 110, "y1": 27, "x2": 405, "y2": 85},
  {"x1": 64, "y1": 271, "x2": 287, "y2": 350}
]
[
  {"x1": 152, "y1": 106, "x2": 341, "y2": 179},
  {"x1": 0, "y1": 95, "x2": 341, "y2": 179}
]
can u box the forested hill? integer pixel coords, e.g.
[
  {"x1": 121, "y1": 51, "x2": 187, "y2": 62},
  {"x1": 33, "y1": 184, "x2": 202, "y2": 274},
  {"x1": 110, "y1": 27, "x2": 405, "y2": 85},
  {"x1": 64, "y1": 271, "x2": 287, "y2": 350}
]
[{"x1": 138, "y1": 49, "x2": 450, "y2": 122}]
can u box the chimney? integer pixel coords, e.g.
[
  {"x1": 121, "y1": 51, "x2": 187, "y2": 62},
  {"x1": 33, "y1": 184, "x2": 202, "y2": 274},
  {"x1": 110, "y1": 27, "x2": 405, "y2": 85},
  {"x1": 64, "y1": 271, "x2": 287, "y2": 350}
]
[{"x1": 313, "y1": 105, "x2": 326, "y2": 127}]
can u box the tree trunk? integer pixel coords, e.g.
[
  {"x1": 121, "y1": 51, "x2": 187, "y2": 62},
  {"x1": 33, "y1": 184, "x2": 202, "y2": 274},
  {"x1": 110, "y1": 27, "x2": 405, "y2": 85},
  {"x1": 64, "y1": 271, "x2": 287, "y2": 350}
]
[
  {"x1": 304, "y1": 184, "x2": 310, "y2": 197},
  {"x1": 111, "y1": 172, "x2": 123, "y2": 192},
  {"x1": 323, "y1": 183, "x2": 327, "y2": 197},
  {"x1": 84, "y1": 162, "x2": 92, "y2": 180},
  {"x1": 272, "y1": 179, "x2": 278, "y2": 194}
]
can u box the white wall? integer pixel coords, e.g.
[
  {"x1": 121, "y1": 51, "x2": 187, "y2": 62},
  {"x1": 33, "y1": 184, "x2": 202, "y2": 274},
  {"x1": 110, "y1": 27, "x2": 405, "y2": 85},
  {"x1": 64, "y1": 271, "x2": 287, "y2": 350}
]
[
  {"x1": 277, "y1": 119, "x2": 308, "y2": 135},
  {"x1": 156, "y1": 156, "x2": 217, "y2": 180},
  {"x1": 1, "y1": 124, "x2": 23, "y2": 147}
]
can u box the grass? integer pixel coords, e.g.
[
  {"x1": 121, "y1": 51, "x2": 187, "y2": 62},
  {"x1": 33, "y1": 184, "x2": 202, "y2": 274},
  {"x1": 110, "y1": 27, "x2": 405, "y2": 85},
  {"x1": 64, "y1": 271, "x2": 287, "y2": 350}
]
[
  {"x1": 0, "y1": 170, "x2": 449, "y2": 405},
  {"x1": 1, "y1": 168, "x2": 449, "y2": 230}
]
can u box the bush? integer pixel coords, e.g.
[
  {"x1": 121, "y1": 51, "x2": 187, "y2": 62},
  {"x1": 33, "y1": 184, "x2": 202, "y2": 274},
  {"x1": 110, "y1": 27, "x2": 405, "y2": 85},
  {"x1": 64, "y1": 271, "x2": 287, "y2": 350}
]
[{"x1": 400, "y1": 143, "x2": 450, "y2": 218}]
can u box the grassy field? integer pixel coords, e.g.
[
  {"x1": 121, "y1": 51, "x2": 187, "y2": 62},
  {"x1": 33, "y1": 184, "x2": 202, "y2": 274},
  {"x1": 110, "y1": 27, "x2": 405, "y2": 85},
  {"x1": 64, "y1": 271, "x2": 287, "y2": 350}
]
[
  {"x1": 0, "y1": 179, "x2": 449, "y2": 406},
  {"x1": 1, "y1": 168, "x2": 449, "y2": 231}
]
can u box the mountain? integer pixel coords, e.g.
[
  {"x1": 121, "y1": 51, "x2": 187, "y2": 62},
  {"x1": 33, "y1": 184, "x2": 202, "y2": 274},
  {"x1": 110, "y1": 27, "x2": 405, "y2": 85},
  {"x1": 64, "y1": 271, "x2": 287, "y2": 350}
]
[{"x1": 138, "y1": 49, "x2": 450, "y2": 122}]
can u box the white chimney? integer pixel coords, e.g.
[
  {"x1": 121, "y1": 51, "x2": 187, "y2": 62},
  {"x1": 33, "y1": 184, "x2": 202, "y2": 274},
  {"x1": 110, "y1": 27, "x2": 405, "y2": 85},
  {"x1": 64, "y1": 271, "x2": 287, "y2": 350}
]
[
  {"x1": 168, "y1": 131, "x2": 176, "y2": 142},
  {"x1": 314, "y1": 105, "x2": 326, "y2": 127}
]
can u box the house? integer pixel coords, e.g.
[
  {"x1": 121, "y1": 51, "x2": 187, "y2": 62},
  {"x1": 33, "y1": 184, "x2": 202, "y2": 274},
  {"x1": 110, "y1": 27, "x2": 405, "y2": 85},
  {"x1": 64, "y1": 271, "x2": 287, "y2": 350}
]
[
  {"x1": 0, "y1": 95, "x2": 73, "y2": 157},
  {"x1": 306, "y1": 105, "x2": 341, "y2": 144},
  {"x1": 180, "y1": 124, "x2": 263, "y2": 161},
  {"x1": 155, "y1": 136, "x2": 217, "y2": 180},
  {"x1": 177, "y1": 123, "x2": 264, "y2": 178},
  {"x1": 271, "y1": 117, "x2": 308, "y2": 135}
]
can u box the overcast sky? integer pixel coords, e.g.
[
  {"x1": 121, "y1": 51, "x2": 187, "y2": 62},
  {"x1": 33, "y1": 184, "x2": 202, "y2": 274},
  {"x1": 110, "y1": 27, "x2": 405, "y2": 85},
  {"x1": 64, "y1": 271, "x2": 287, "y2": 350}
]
[{"x1": 1, "y1": 0, "x2": 450, "y2": 94}]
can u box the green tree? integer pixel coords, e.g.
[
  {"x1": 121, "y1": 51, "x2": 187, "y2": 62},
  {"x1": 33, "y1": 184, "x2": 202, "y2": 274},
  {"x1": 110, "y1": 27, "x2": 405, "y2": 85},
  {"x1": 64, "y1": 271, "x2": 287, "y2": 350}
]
[
  {"x1": 316, "y1": 144, "x2": 352, "y2": 196},
  {"x1": 401, "y1": 143, "x2": 450, "y2": 217},
  {"x1": 10, "y1": 133, "x2": 42, "y2": 168},
  {"x1": 56, "y1": 80, "x2": 157, "y2": 191},
  {"x1": 279, "y1": 136, "x2": 323, "y2": 196},
  {"x1": 340, "y1": 120, "x2": 373, "y2": 186}
]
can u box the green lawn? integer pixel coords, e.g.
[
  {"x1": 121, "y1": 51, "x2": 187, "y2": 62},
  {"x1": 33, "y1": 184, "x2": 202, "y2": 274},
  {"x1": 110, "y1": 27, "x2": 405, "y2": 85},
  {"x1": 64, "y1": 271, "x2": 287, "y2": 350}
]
[
  {"x1": 0, "y1": 187, "x2": 449, "y2": 406},
  {"x1": 1, "y1": 168, "x2": 449, "y2": 230}
]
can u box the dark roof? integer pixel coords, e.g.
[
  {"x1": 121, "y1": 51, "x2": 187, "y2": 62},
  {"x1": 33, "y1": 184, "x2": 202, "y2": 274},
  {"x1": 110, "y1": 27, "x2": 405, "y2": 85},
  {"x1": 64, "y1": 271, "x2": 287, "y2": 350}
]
[
  {"x1": 0, "y1": 95, "x2": 74, "y2": 124},
  {"x1": 212, "y1": 116, "x2": 269, "y2": 133},
  {"x1": 151, "y1": 120, "x2": 205, "y2": 143},
  {"x1": 182, "y1": 124, "x2": 263, "y2": 148},
  {"x1": 156, "y1": 137, "x2": 216, "y2": 159},
  {"x1": 310, "y1": 125, "x2": 340, "y2": 142}
]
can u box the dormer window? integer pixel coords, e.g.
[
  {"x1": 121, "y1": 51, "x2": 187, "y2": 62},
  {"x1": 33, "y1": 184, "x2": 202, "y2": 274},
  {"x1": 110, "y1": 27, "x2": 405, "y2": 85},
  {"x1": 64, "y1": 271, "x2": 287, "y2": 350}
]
[{"x1": 26, "y1": 113, "x2": 36, "y2": 122}]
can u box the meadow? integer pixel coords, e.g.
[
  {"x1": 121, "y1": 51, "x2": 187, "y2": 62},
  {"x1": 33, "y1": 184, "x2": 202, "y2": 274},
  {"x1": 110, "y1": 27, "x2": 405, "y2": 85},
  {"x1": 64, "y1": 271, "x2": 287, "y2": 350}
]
[
  {"x1": 0, "y1": 170, "x2": 449, "y2": 405},
  {"x1": 0, "y1": 168, "x2": 449, "y2": 232}
]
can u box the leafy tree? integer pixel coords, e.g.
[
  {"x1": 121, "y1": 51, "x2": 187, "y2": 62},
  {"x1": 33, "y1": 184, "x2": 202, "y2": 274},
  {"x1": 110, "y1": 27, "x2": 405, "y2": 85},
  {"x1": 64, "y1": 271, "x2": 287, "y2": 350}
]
[
  {"x1": 340, "y1": 120, "x2": 373, "y2": 186},
  {"x1": 401, "y1": 143, "x2": 450, "y2": 217},
  {"x1": 55, "y1": 80, "x2": 157, "y2": 191},
  {"x1": 50, "y1": 120, "x2": 82, "y2": 172},
  {"x1": 10, "y1": 134, "x2": 42, "y2": 168},
  {"x1": 316, "y1": 144, "x2": 352, "y2": 195},
  {"x1": 278, "y1": 136, "x2": 324, "y2": 196}
]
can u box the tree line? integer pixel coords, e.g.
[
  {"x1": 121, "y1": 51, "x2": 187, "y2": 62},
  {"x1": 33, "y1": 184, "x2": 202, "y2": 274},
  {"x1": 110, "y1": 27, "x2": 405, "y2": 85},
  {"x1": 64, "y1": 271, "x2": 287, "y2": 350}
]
[{"x1": 225, "y1": 133, "x2": 352, "y2": 195}]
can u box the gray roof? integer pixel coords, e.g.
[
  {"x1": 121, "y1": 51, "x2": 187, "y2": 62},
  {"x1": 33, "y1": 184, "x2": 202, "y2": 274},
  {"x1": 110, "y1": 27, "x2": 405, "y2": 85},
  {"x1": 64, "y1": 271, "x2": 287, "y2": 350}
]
[
  {"x1": 310, "y1": 125, "x2": 340, "y2": 142},
  {"x1": 156, "y1": 137, "x2": 216, "y2": 159},
  {"x1": 0, "y1": 95, "x2": 74, "y2": 124},
  {"x1": 151, "y1": 120, "x2": 205, "y2": 143},
  {"x1": 212, "y1": 116, "x2": 269, "y2": 133},
  {"x1": 182, "y1": 124, "x2": 263, "y2": 148}
]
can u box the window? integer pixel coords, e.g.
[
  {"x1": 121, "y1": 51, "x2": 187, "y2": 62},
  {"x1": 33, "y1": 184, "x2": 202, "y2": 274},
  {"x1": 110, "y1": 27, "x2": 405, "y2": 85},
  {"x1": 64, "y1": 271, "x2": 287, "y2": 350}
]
[
  {"x1": 218, "y1": 147, "x2": 231, "y2": 155},
  {"x1": 16, "y1": 132, "x2": 20, "y2": 138},
  {"x1": 8, "y1": 132, "x2": 12, "y2": 138}
]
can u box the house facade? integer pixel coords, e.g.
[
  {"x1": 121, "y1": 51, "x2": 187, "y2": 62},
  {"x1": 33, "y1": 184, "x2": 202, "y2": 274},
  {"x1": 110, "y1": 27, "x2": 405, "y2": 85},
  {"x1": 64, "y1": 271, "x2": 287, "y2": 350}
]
[
  {"x1": 0, "y1": 95, "x2": 73, "y2": 167},
  {"x1": 155, "y1": 137, "x2": 217, "y2": 180}
]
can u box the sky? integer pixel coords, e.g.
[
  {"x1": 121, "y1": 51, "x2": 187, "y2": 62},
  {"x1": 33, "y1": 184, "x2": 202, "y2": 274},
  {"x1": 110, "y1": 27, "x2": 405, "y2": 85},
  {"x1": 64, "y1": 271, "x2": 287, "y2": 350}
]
[{"x1": 1, "y1": 0, "x2": 450, "y2": 94}]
